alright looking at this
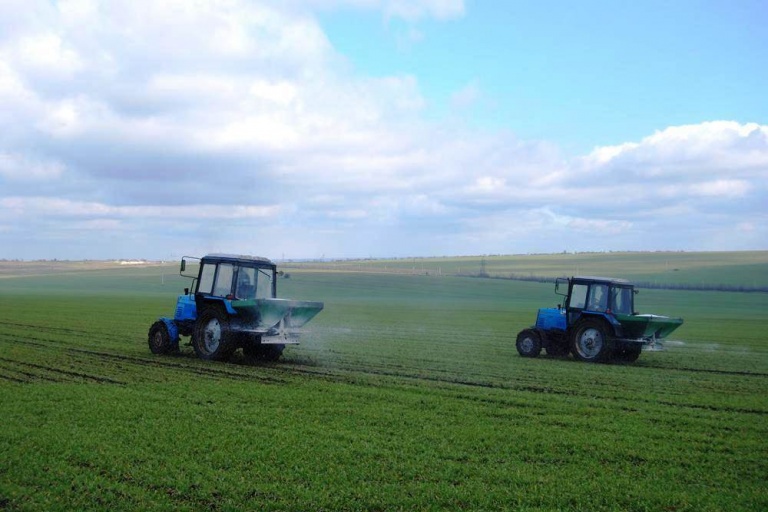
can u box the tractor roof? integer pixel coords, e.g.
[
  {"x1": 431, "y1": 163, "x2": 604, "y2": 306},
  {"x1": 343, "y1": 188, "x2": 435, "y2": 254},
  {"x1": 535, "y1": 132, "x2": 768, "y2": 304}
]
[
  {"x1": 571, "y1": 276, "x2": 632, "y2": 285},
  {"x1": 202, "y1": 253, "x2": 275, "y2": 266}
]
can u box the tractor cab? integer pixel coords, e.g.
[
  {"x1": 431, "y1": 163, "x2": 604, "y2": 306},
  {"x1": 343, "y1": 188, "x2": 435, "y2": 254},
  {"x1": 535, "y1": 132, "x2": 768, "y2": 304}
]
[
  {"x1": 557, "y1": 276, "x2": 635, "y2": 327},
  {"x1": 189, "y1": 254, "x2": 277, "y2": 302}
]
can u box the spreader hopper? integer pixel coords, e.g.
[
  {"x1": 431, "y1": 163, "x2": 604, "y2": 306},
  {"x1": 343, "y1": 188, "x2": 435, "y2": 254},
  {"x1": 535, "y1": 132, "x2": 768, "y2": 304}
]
[
  {"x1": 614, "y1": 313, "x2": 684, "y2": 341},
  {"x1": 231, "y1": 298, "x2": 324, "y2": 342}
]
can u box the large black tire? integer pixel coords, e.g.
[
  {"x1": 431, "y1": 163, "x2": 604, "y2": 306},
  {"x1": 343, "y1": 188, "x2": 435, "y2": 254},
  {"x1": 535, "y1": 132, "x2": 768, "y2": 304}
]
[
  {"x1": 243, "y1": 343, "x2": 285, "y2": 362},
  {"x1": 148, "y1": 321, "x2": 174, "y2": 355},
  {"x1": 516, "y1": 329, "x2": 542, "y2": 358},
  {"x1": 192, "y1": 308, "x2": 235, "y2": 361},
  {"x1": 571, "y1": 319, "x2": 613, "y2": 363},
  {"x1": 614, "y1": 343, "x2": 643, "y2": 363}
]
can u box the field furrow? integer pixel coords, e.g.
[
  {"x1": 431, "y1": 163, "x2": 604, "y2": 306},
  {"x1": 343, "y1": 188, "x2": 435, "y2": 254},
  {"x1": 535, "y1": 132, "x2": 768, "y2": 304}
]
[{"x1": 0, "y1": 357, "x2": 122, "y2": 384}]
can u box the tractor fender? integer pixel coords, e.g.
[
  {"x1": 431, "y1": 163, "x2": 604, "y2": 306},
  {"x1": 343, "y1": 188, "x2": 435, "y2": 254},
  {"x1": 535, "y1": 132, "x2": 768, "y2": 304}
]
[
  {"x1": 573, "y1": 312, "x2": 622, "y2": 338},
  {"x1": 197, "y1": 297, "x2": 238, "y2": 316},
  {"x1": 158, "y1": 317, "x2": 180, "y2": 346},
  {"x1": 533, "y1": 327, "x2": 549, "y2": 345}
]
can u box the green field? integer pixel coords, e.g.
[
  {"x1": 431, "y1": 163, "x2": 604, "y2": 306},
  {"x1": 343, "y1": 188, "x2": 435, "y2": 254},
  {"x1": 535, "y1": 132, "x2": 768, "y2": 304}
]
[
  {"x1": 290, "y1": 251, "x2": 768, "y2": 289},
  {"x1": 1, "y1": 254, "x2": 767, "y2": 511}
]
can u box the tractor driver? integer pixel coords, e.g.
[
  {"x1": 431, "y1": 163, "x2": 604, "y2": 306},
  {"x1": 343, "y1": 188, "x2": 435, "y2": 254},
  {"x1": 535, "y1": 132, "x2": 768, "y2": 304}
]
[
  {"x1": 236, "y1": 269, "x2": 256, "y2": 300},
  {"x1": 588, "y1": 284, "x2": 608, "y2": 312}
]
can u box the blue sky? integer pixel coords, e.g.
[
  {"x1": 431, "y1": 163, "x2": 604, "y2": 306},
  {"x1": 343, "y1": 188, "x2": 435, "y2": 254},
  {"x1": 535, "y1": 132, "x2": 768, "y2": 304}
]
[
  {"x1": 321, "y1": 0, "x2": 767, "y2": 152},
  {"x1": 0, "y1": 0, "x2": 766, "y2": 260}
]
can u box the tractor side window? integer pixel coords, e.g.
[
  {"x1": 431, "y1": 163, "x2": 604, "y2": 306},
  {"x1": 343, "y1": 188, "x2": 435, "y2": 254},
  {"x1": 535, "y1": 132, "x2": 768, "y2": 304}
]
[
  {"x1": 213, "y1": 263, "x2": 235, "y2": 297},
  {"x1": 236, "y1": 267, "x2": 256, "y2": 299},
  {"x1": 588, "y1": 284, "x2": 608, "y2": 311},
  {"x1": 569, "y1": 284, "x2": 588, "y2": 309},
  {"x1": 255, "y1": 268, "x2": 274, "y2": 299},
  {"x1": 198, "y1": 263, "x2": 215, "y2": 294},
  {"x1": 612, "y1": 287, "x2": 633, "y2": 315}
]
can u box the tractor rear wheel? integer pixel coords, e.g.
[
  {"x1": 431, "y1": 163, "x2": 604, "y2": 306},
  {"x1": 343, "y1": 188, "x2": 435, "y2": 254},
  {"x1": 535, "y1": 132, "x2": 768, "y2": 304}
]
[
  {"x1": 192, "y1": 308, "x2": 235, "y2": 361},
  {"x1": 571, "y1": 319, "x2": 613, "y2": 362},
  {"x1": 516, "y1": 329, "x2": 542, "y2": 357},
  {"x1": 148, "y1": 321, "x2": 174, "y2": 355}
]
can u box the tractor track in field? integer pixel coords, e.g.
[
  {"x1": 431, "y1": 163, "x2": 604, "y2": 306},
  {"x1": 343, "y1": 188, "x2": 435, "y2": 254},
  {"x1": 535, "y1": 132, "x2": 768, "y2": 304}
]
[
  {"x1": 277, "y1": 361, "x2": 768, "y2": 415},
  {"x1": 70, "y1": 348, "x2": 286, "y2": 384},
  {"x1": 0, "y1": 357, "x2": 124, "y2": 384},
  {"x1": 0, "y1": 323, "x2": 126, "y2": 348},
  {"x1": 640, "y1": 364, "x2": 768, "y2": 378},
  {"x1": 0, "y1": 335, "x2": 287, "y2": 384},
  {"x1": 0, "y1": 320, "x2": 95, "y2": 337}
]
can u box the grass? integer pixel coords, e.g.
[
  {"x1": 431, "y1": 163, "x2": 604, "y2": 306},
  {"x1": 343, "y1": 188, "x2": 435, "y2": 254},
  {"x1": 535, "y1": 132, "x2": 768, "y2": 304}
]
[{"x1": 1, "y1": 253, "x2": 767, "y2": 511}]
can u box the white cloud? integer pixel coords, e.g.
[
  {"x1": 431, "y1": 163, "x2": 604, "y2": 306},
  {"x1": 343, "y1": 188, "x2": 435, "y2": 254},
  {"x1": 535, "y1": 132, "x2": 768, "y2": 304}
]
[
  {"x1": 683, "y1": 179, "x2": 750, "y2": 199},
  {"x1": 147, "y1": 74, "x2": 240, "y2": 105},
  {"x1": 0, "y1": 197, "x2": 284, "y2": 220},
  {"x1": 291, "y1": 0, "x2": 465, "y2": 22},
  {"x1": 573, "y1": 121, "x2": 768, "y2": 216},
  {"x1": 15, "y1": 33, "x2": 84, "y2": 77},
  {"x1": 0, "y1": 153, "x2": 65, "y2": 181},
  {"x1": 249, "y1": 80, "x2": 299, "y2": 105},
  {"x1": 585, "y1": 121, "x2": 768, "y2": 178},
  {"x1": 566, "y1": 217, "x2": 633, "y2": 235},
  {"x1": 0, "y1": 0, "x2": 764, "y2": 259}
]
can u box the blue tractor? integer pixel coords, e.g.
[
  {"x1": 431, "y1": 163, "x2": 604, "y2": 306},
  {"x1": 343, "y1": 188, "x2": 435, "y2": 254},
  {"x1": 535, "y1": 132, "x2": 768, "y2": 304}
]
[
  {"x1": 148, "y1": 254, "x2": 323, "y2": 362},
  {"x1": 516, "y1": 276, "x2": 683, "y2": 363}
]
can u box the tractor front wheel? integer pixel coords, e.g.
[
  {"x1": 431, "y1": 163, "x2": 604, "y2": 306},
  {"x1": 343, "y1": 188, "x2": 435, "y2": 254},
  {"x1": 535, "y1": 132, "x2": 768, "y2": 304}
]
[
  {"x1": 192, "y1": 308, "x2": 235, "y2": 361},
  {"x1": 516, "y1": 329, "x2": 542, "y2": 357},
  {"x1": 571, "y1": 319, "x2": 613, "y2": 362},
  {"x1": 148, "y1": 321, "x2": 174, "y2": 355}
]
